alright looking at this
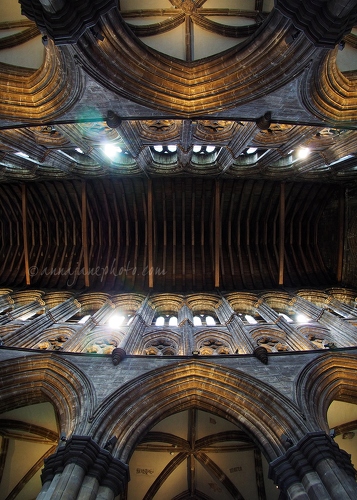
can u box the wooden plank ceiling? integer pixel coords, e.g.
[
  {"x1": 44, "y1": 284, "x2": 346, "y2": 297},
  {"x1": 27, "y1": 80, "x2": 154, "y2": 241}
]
[{"x1": 0, "y1": 178, "x2": 339, "y2": 292}]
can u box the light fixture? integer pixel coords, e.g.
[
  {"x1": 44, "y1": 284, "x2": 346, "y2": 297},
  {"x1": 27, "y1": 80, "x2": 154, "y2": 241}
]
[
  {"x1": 192, "y1": 350, "x2": 200, "y2": 357},
  {"x1": 106, "y1": 110, "x2": 121, "y2": 129},
  {"x1": 256, "y1": 111, "x2": 272, "y2": 130}
]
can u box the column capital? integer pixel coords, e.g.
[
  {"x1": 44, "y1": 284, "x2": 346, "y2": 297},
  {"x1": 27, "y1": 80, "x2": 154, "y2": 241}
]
[
  {"x1": 41, "y1": 435, "x2": 129, "y2": 496},
  {"x1": 269, "y1": 431, "x2": 355, "y2": 493}
]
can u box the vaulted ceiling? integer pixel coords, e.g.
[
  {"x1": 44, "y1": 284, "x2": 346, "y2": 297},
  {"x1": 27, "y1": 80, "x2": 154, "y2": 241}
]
[{"x1": 1, "y1": 0, "x2": 357, "y2": 293}]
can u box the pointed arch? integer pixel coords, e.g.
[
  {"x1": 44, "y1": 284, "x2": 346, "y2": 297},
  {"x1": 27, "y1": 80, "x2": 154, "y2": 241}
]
[
  {"x1": 0, "y1": 353, "x2": 95, "y2": 436},
  {"x1": 89, "y1": 360, "x2": 311, "y2": 463},
  {"x1": 296, "y1": 352, "x2": 357, "y2": 431}
]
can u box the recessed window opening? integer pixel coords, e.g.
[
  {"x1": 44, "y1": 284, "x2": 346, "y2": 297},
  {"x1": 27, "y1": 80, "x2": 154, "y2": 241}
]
[
  {"x1": 278, "y1": 313, "x2": 293, "y2": 323},
  {"x1": 205, "y1": 316, "x2": 216, "y2": 326},
  {"x1": 108, "y1": 314, "x2": 126, "y2": 328},
  {"x1": 153, "y1": 145, "x2": 177, "y2": 154},
  {"x1": 169, "y1": 316, "x2": 178, "y2": 326},
  {"x1": 245, "y1": 314, "x2": 257, "y2": 324},
  {"x1": 78, "y1": 314, "x2": 91, "y2": 324},
  {"x1": 193, "y1": 316, "x2": 202, "y2": 326},
  {"x1": 155, "y1": 316, "x2": 165, "y2": 326}
]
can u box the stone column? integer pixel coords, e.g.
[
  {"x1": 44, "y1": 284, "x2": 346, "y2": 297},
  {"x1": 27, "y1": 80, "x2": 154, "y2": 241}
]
[
  {"x1": 115, "y1": 297, "x2": 155, "y2": 355},
  {"x1": 63, "y1": 299, "x2": 116, "y2": 351},
  {"x1": 325, "y1": 296, "x2": 357, "y2": 319},
  {"x1": 3, "y1": 297, "x2": 81, "y2": 347},
  {"x1": 177, "y1": 305, "x2": 193, "y2": 355},
  {"x1": 291, "y1": 296, "x2": 357, "y2": 347},
  {"x1": 0, "y1": 299, "x2": 45, "y2": 325},
  {"x1": 0, "y1": 294, "x2": 13, "y2": 314},
  {"x1": 37, "y1": 435, "x2": 129, "y2": 500},
  {"x1": 269, "y1": 432, "x2": 357, "y2": 499},
  {"x1": 255, "y1": 299, "x2": 316, "y2": 351},
  {"x1": 216, "y1": 298, "x2": 254, "y2": 354}
]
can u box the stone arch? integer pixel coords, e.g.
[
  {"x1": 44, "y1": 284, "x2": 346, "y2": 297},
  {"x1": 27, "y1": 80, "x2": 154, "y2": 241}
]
[
  {"x1": 296, "y1": 352, "x2": 357, "y2": 431},
  {"x1": 43, "y1": 291, "x2": 75, "y2": 309},
  {"x1": 140, "y1": 328, "x2": 181, "y2": 355},
  {"x1": 89, "y1": 361, "x2": 311, "y2": 463},
  {"x1": 326, "y1": 287, "x2": 357, "y2": 307},
  {"x1": 81, "y1": 331, "x2": 124, "y2": 354},
  {"x1": 250, "y1": 327, "x2": 290, "y2": 352},
  {"x1": 150, "y1": 294, "x2": 184, "y2": 317},
  {"x1": 0, "y1": 354, "x2": 95, "y2": 436},
  {"x1": 296, "y1": 324, "x2": 333, "y2": 349},
  {"x1": 0, "y1": 40, "x2": 83, "y2": 121},
  {"x1": 302, "y1": 50, "x2": 357, "y2": 122},
  {"x1": 194, "y1": 329, "x2": 236, "y2": 354},
  {"x1": 225, "y1": 292, "x2": 260, "y2": 316},
  {"x1": 29, "y1": 326, "x2": 76, "y2": 350}
]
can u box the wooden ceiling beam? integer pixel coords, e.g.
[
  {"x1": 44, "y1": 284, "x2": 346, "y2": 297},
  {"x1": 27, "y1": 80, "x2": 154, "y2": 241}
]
[
  {"x1": 148, "y1": 179, "x2": 154, "y2": 289},
  {"x1": 278, "y1": 182, "x2": 285, "y2": 286},
  {"x1": 214, "y1": 180, "x2": 220, "y2": 288},
  {"x1": 337, "y1": 185, "x2": 345, "y2": 283},
  {"x1": 81, "y1": 180, "x2": 90, "y2": 287},
  {"x1": 21, "y1": 184, "x2": 30, "y2": 285}
]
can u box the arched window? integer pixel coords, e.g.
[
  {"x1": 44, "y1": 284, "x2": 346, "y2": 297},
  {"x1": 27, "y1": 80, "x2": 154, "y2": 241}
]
[
  {"x1": 193, "y1": 316, "x2": 202, "y2": 326},
  {"x1": 278, "y1": 313, "x2": 293, "y2": 323},
  {"x1": 108, "y1": 315, "x2": 126, "y2": 328},
  {"x1": 169, "y1": 316, "x2": 178, "y2": 326},
  {"x1": 245, "y1": 314, "x2": 258, "y2": 324},
  {"x1": 205, "y1": 316, "x2": 216, "y2": 326},
  {"x1": 155, "y1": 316, "x2": 165, "y2": 326}
]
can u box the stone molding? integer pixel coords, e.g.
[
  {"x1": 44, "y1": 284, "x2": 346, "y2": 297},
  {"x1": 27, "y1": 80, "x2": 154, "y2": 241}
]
[{"x1": 41, "y1": 435, "x2": 129, "y2": 496}]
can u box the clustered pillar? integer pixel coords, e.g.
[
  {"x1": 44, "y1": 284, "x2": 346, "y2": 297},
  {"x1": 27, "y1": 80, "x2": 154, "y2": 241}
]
[
  {"x1": 269, "y1": 432, "x2": 357, "y2": 499},
  {"x1": 37, "y1": 436, "x2": 129, "y2": 500}
]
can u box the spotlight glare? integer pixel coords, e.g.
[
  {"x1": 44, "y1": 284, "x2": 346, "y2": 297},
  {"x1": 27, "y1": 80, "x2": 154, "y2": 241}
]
[
  {"x1": 108, "y1": 314, "x2": 125, "y2": 328},
  {"x1": 296, "y1": 314, "x2": 309, "y2": 323},
  {"x1": 104, "y1": 144, "x2": 122, "y2": 159},
  {"x1": 297, "y1": 147, "x2": 310, "y2": 159}
]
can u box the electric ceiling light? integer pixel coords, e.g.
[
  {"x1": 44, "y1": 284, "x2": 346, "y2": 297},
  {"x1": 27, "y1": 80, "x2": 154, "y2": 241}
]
[{"x1": 106, "y1": 110, "x2": 121, "y2": 129}]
